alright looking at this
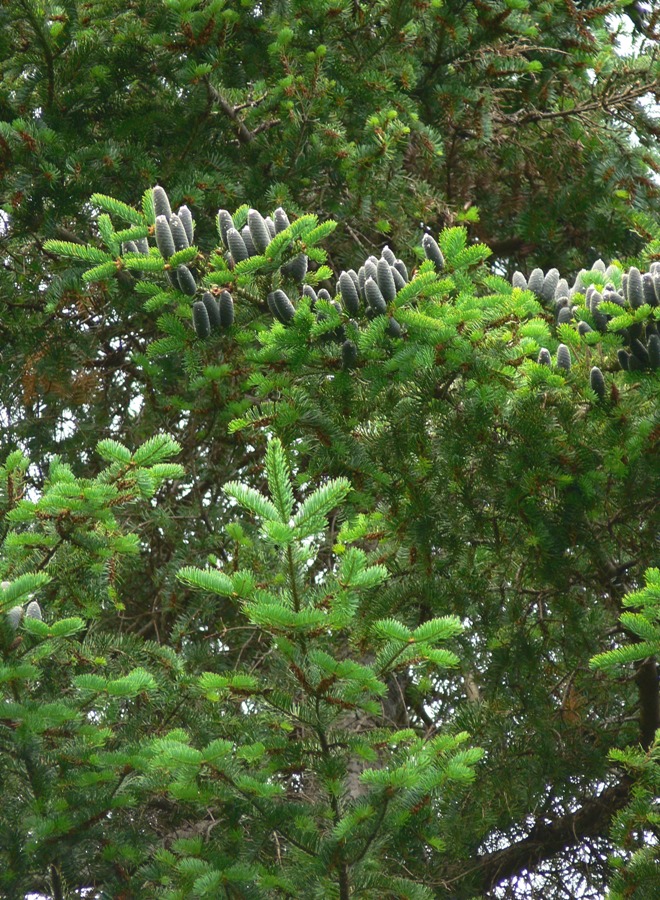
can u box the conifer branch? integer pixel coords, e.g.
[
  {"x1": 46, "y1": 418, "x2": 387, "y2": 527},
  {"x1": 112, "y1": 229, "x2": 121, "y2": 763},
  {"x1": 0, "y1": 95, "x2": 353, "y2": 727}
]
[
  {"x1": 3, "y1": 5, "x2": 660, "y2": 889},
  {"x1": 17, "y1": 0, "x2": 55, "y2": 109},
  {"x1": 462, "y1": 780, "x2": 631, "y2": 893},
  {"x1": 495, "y1": 79, "x2": 660, "y2": 128},
  {"x1": 204, "y1": 78, "x2": 280, "y2": 144}
]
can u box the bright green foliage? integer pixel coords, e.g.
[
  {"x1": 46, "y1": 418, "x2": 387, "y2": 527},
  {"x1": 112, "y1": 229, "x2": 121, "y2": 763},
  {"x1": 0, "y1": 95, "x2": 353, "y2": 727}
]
[
  {"x1": 2, "y1": 4, "x2": 660, "y2": 895},
  {"x1": 589, "y1": 571, "x2": 660, "y2": 898},
  {"x1": 166, "y1": 438, "x2": 477, "y2": 897},
  {"x1": 606, "y1": 738, "x2": 660, "y2": 900},
  {"x1": 0, "y1": 437, "x2": 185, "y2": 899},
  {"x1": 4, "y1": 1, "x2": 659, "y2": 541},
  {"x1": 0, "y1": 428, "x2": 477, "y2": 899},
  {"x1": 2, "y1": 177, "x2": 658, "y2": 898},
  {"x1": 591, "y1": 570, "x2": 660, "y2": 672}
]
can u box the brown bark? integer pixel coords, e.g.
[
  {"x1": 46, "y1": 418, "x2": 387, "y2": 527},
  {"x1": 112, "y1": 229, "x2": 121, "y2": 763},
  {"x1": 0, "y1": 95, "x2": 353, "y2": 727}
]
[{"x1": 442, "y1": 779, "x2": 630, "y2": 895}]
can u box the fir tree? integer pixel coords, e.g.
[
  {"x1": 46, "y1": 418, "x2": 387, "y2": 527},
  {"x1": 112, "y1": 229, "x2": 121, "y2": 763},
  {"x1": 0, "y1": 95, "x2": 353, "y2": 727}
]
[
  {"x1": 1, "y1": 178, "x2": 658, "y2": 897},
  {"x1": 2, "y1": 2, "x2": 660, "y2": 897}
]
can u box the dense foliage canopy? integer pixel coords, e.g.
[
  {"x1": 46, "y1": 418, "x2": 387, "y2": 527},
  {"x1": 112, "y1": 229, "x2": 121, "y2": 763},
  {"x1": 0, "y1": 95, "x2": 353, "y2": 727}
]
[{"x1": 1, "y1": 2, "x2": 659, "y2": 899}]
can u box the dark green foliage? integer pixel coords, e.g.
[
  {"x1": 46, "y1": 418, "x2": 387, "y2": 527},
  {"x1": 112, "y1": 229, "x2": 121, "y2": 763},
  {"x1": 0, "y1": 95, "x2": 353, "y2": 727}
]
[
  {"x1": 2, "y1": 0, "x2": 660, "y2": 893},
  {"x1": 6, "y1": 183, "x2": 660, "y2": 900},
  {"x1": 648, "y1": 334, "x2": 660, "y2": 369},
  {"x1": 192, "y1": 299, "x2": 210, "y2": 338}
]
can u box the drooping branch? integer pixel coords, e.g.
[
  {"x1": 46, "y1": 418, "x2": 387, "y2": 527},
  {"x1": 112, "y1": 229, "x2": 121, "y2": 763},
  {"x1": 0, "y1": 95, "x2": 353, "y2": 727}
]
[
  {"x1": 17, "y1": 0, "x2": 55, "y2": 110},
  {"x1": 494, "y1": 79, "x2": 660, "y2": 129},
  {"x1": 444, "y1": 779, "x2": 630, "y2": 894}
]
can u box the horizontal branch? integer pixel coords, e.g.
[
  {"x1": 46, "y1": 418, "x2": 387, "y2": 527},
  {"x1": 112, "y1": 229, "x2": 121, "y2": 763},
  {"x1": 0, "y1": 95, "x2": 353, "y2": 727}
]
[
  {"x1": 473, "y1": 779, "x2": 630, "y2": 893},
  {"x1": 495, "y1": 80, "x2": 659, "y2": 128}
]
